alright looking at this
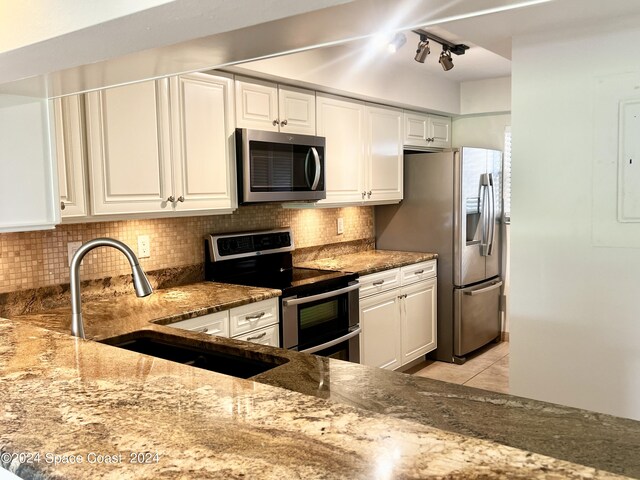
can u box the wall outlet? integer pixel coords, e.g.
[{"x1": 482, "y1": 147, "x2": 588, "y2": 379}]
[
  {"x1": 137, "y1": 235, "x2": 151, "y2": 259},
  {"x1": 337, "y1": 217, "x2": 344, "y2": 235},
  {"x1": 67, "y1": 241, "x2": 83, "y2": 267}
]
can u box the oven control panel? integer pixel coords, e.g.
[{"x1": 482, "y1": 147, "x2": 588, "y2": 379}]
[{"x1": 208, "y1": 228, "x2": 294, "y2": 261}]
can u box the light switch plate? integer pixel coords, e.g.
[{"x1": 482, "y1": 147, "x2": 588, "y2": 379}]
[
  {"x1": 337, "y1": 217, "x2": 344, "y2": 235},
  {"x1": 138, "y1": 235, "x2": 151, "y2": 258},
  {"x1": 67, "y1": 241, "x2": 83, "y2": 267}
]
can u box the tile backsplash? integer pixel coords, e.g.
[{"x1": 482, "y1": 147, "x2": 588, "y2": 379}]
[{"x1": 0, "y1": 205, "x2": 374, "y2": 293}]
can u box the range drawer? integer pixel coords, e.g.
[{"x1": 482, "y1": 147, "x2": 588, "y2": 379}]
[
  {"x1": 233, "y1": 324, "x2": 280, "y2": 347},
  {"x1": 166, "y1": 310, "x2": 230, "y2": 337},
  {"x1": 229, "y1": 298, "x2": 279, "y2": 337},
  {"x1": 400, "y1": 260, "x2": 437, "y2": 285},
  {"x1": 358, "y1": 268, "x2": 401, "y2": 298}
]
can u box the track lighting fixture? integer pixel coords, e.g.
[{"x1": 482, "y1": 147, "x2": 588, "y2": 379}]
[
  {"x1": 388, "y1": 32, "x2": 407, "y2": 53},
  {"x1": 410, "y1": 29, "x2": 468, "y2": 72},
  {"x1": 414, "y1": 37, "x2": 430, "y2": 63},
  {"x1": 439, "y1": 48, "x2": 454, "y2": 71}
]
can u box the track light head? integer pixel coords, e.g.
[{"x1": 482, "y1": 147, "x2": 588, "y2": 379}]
[
  {"x1": 387, "y1": 33, "x2": 407, "y2": 53},
  {"x1": 439, "y1": 48, "x2": 454, "y2": 71},
  {"x1": 414, "y1": 39, "x2": 430, "y2": 63}
]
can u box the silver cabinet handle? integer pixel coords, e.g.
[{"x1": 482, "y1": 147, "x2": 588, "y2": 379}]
[
  {"x1": 177, "y1": 196, "x2": 185, "y2": 203},
  {"x1": 372, "y1": 280, "x2": 385, "y2": 286},
  {"x1": 362, "y1": 191, "x2": 366, "y2": 199},
  {"x1": 167, "y1": 196, "x2": 175, "y2": 203},
  {"x1": 280, "y1": 119, "x2": 288, "y2": 126},
  {"x1": 300, "y1": 327, "x2": 361, "y2": 354},
  {"x1": 60, "y1": 201, "x2": 66, "y2": 211},
  {"x1": 283, "y1": 283, "x2": 360, "y2": 307},
  {"x1": 272, "y1": 119, "x2": 279, "y2": 126},
  {"x1": 464, "y1": 281, "x2": 503, "y2": 296},
  {"x1": 247, "y1": 331, "x2": 267, "y2": 341},
  {"x1": 414, "y1": 270, "x2": 424, "y2": 275},
  {"x1": 246, "y1": 312, "x2": 266, "y2": 321},
  {"x1": 367, "y1": 190, "x2": 372, "y2": 198},
  {"x1": 194, "y1": 327, "x2": 210, "y2": 334}
]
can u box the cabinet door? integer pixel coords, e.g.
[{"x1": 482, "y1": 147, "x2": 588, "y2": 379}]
[
  {"x1": 401, "y1": 278, "x2": 437, "y2": 364},
  {"x1": 403, "y1": 111, "x2": 429, "y2": 147},
  {"x1": 86, "y1": 79, "x2": 173, "y2": 215},
  {"x1": 170, "y1": 73, "x2": 236, "y2": 212},
  {"x1": 316, "y1": 93, "x2": 365, "y2": 204},
  {"x1": 53, "y1": 95, "x2": 88, "y2": 218},
  {"x1": 278, "y1": 85, "x2": 316, "y2": 135},
  {"x1": 235, "y1": 77, "x2": 279, "y2": 131},
  {"x1": 360, "y1": 289, "x2": 402, "y2": 370},
  {"x1": 365, "y1": 105, "x2": 403, "y2": 203},
  {"x1": 429, "y1": 115, "x2": 451, "y2": 149}
]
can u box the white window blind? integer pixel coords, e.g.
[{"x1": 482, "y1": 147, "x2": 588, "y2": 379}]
[{"x1": 503, "y1": 126, "x2": 512, "y2": 223}]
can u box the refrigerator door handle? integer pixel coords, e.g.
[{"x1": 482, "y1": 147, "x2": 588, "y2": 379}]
[
  {"x1": 480, "y1": 174, "x2": 490, "y2": 256},
  {"x1": 487, "y1": 173, "x2": 496, "y2": 256}
]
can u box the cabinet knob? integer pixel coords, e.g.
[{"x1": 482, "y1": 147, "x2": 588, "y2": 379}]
[
  {"x1": 280, "y1": 119, "x2": 288, "y2": 126},
  {"x1": 367, "y1": 191, "x2": 372, "y2": 198},
  {"x1": 167, "y1": 196, "x2": 175, "y2": 203},
  {"x1": 426, "y1": 137, "x2": 434, "y2": 142},
  {"x1": 177, "y1": 196, "x2": 185, "y2": 203},
  {"x1": 272, "y1": 119, "x2": 279, "y2": 126},
  {"x1": 362, "y1": 191, "x2": 366, "y2": 199},
  {"x1": 60, "y1": 201, "x2": 66, "y2": 211}
]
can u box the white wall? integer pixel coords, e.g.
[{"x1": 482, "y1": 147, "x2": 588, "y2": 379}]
[
  {"x1": 510, "y1": 22, "x2": 640, "y2": 420},
  {"x1": 452, "y1": 113, "x2": 510, "y2": 150},
  {"x1": 460, "y1": 77, "x2": 511, "y2": 115},
  {"x1": 232, "y1": 43, "x2": 460, "y2": 114}
]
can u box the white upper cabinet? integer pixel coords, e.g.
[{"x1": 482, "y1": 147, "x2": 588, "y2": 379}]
[
  {"x1": 85, "y1": 74, "x2": 235, "y2": 217},
  {"x1": 170, "y1": 73, "x2": 235, "y2": 212},
  {"x1": 235, "y1": 77, "x2": 316, "y2": 135},
  {"x1": 0, "y1": 96, "x2": 59, "y2": 233},
  {"x1": 86, "y1": 79, "x2": 173, "y2": 215},
  {"x1": 403, "y1": 111, "x2": 451, "y2": 150},
  {"x1": 316, "y1": 93, "x2": 366, "y2": 204},
  {"x1": 53, "y1": 95, "x2": 88, "y2": 219},
  {"x1": 277, "y1": 85, "x2": 316, "y2": 135},
  {"x1": 365, "y1": 105, "x2": 403, "y2": 204}
]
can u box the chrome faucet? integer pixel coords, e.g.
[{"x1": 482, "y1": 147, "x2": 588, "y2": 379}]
[{"x1": 70, "y1": 238, "x2": 153, "y2": 339}]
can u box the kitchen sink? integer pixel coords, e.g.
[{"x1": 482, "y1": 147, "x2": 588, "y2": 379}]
[{"x1": 100, "y1": 331, "x2": 288, "y2": 379}]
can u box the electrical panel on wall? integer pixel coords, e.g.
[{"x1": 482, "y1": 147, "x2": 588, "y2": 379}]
[{"x1": 618, "y1": 99, "x2": 640, "y2": 222}]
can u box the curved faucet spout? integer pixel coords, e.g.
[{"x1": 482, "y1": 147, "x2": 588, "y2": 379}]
[{"x1": 70, "y1": 238, "x2": 153, "y2": 339}]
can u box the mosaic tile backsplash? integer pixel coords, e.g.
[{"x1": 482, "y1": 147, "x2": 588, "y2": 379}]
[{"x1": 0, "y1": 205, "x2": 374, "y2": 294}]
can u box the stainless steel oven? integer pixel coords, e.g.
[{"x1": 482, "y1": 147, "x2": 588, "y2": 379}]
[
  {"x1": 282, "y1": 282, "x2": 360, "y2": 363},
  {"x1": 236, "y1": 128, "x2": 326, "y2": 204}
]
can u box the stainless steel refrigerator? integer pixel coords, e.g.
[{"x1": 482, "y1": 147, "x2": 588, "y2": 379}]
[{"x1": 376, "y1": 148, "x2": 503, "y2": 364}]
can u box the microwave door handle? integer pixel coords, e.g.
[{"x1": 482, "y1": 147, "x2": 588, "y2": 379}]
[
  {"x1": 300, "y1": 327, "x2": 361, "y2": 354},
  {"x1": 310, "y1": 147, "x2": 321, "y2": 191},
  {"x1": 304, "y1": 148, "x2": 312, "y2": 188},
  {"x1": 282, "y1": 283, "x2": 360, "y2": 307}
]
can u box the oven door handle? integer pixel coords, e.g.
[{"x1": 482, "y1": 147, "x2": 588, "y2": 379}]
[
  {"x1": 300, "y1": 327, "x2": 361, "y2": 354},
  {"x1": 282, "y1": 283, "x2": 360, "y2": 307}
]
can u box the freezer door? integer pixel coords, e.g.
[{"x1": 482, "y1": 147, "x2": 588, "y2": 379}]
[
  {"x1": 453, "y1": 278, "x2": 502, "y2": 357},
  {"x1": 454, "y1": 148, "x2": 489, "y2": 286}
]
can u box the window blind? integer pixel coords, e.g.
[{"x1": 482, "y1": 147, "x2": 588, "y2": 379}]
[{"x1": 503, "y1": 126, "x2": 512, "y2": 223}]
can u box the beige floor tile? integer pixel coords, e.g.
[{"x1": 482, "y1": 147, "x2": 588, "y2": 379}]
[
  {"x1": 470, "y1": 341, "x2": 509, "y2": 363},
  {"x1": 463, "y1": 356, "x2": 510, "y2": 394},
  {"x1": 413, "y1": 361, "x2": 480, "y2": 384}
]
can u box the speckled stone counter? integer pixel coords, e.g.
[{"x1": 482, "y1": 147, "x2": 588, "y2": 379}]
[
  {"x1": 297, "y1": 249, "x2": 437, "y2": 276},
  {"x1": 0, "y1": 317, "x2": 635, "y2": 479},
  {"x1": 12, "y1": 282, "x2": 281, "y2": 341}
]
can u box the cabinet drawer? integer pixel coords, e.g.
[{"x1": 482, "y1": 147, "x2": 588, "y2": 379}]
[
  {"x1": 229, "y1": 298, "x2": 279, "y2": 337},
  {"x1": 233, "y1": 324, "x2": 280, "y2": 347},
  {"x1": 167, "y1": 310, "x2": 230, "y2": 337},
  {"x1": 401, "y1": 260, "x2": 437, "y2": 285},
  {"x1": 359, "y1": 268, "x2": 401, "y2": 297}
]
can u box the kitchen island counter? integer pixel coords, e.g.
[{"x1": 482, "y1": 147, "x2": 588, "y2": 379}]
[{"x1": 0, "y1": 315, "x2": 638, "y2": 480}]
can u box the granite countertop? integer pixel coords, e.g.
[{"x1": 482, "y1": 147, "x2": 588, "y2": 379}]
[
  {"x1": 4, "y1": 279, "x2": 640, "y2": 478},
  {"x1": 12, "y1": 281, "x2": 281, "y2": 341},
  {"x1": 297, "y1": 249, "x2": 437, "y2": 276},
  {"x1": 0, "y1": 316, "x2": 636, "y2": 480}
]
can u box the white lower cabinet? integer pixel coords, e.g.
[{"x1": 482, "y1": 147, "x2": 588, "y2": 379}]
[
  {"x1": 360, "y1": 260, "x2": 437, "y2": 370},
  {"x1": 166, "y1": 298, "x2": 280, "y2": 347}
]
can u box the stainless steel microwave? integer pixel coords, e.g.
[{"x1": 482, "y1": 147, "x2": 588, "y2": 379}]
[{"x1": 236, "y1": 128, "x2": 326, "y2": 203}]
